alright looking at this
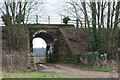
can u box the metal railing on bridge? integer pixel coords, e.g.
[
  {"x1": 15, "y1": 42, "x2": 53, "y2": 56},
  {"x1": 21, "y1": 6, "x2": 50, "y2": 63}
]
[{"x1": 0, "y1": 15, "x2": 88, "y2": 28}]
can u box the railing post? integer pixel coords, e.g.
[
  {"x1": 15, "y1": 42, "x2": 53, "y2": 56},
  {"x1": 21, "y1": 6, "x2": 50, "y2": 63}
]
[
  {"x1": 76, "y1": 18, "x2": 79, "y2": 28},
  {"x1": 61, "y1": 15, "x2": 63, "y2": 24},
  {"x1": 48, "y1": 16, "x2": 50, "y2": 24},
  {"x1": 36, "y1": 15, "x2": 38, "y2": 24}
]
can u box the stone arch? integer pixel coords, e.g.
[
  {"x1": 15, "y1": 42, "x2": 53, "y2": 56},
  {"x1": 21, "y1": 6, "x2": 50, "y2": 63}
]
[
  {"x1": 29, "y1": 27, "x2": 60, "y2": 63},
  {"x1": 33, "y1": 30, "x2": 54, "y2": 45},
  {"x1": 31, "y1": 30, "x2": 55, "y2": 63}
]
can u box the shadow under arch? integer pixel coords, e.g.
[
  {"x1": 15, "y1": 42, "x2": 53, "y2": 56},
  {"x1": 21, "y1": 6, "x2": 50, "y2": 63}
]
[
  {"x1": 32, "y1": 30, "x2": 55, "y2": 63},
  {"x1": 33, "y1": 30, "x2": 54, "y2": 45}
]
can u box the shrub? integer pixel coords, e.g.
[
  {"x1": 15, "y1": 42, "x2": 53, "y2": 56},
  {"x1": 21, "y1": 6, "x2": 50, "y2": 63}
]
[
  {"x1": 86, "y1": 51, "x2": 99, "y2": 66},
  {"x1": 63, "y1": 16, "x2": 70, "y2": 25}
]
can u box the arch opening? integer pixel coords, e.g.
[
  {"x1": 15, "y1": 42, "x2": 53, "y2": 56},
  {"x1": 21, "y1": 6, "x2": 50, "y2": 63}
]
[
  {"x1": 32, "y1": 38, "x2": 47, "y2": 57},
  {"x1": 32, "y1": 30, "x2": 55, "y2": 63}
]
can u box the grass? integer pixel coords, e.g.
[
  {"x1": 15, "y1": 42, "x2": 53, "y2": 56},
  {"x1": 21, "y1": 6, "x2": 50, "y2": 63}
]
[
  {"x1": 80, "y1": 65, "x2": 112, "y2": 72},
  {"x1": 0, "y1": 71, "x2": 2, "y2": 79},
  {"x1": 2, "y1": 72, "x2": 68, "y2": 78}
]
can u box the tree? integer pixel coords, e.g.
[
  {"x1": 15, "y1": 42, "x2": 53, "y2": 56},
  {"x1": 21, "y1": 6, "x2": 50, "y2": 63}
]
[
  {"x1": 1, "y1": 14, "x2": 12, "y2": 26},
  {"x1": 0, "y1": 0, "x2": 43, "y2": 25},
  {"x1": 0, "y1": 0, "x2": 43, "y2": 50},
  {"x1": 63, "y1": 0, "x2": 120, "y2": 60}
]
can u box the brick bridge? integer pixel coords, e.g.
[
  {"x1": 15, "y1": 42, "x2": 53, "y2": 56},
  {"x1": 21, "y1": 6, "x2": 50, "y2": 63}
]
[
  {"x1": 28, "y1": 24, "x2": 89, "y2": 63},
  {"x1": 2, "y1": 24, "x2": 89, "y2": 71},
  {"x1": 28, "y1": 24, "x2": 76, "y2": 63}
]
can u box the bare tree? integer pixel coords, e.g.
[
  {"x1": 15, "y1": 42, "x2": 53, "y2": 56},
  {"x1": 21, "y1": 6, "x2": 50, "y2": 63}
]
[
  {"x1": 62, "y1": 0, "x2": 120, "y2": 61},
  {"x1": 0, "y1": 0, "x2": 43, "y2": 25},
  {"x1": 0, "y1": 0, "x2": 43, "y2": 50}
]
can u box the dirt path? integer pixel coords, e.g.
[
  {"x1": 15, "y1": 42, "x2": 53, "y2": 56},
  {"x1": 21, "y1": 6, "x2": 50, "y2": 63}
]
[{"x1": 37, "y1": 63, "x2": 118, "y2": 78}]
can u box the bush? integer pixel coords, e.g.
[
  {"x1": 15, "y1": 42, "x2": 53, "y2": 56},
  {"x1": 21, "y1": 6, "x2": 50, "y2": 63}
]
[
  {"x1": 76, "y1": 54, "x2": 83, "y2": 64},
  {"x1": 86, "y1": 51, "x2": 99, "y2": 66},
  {"x1": 63, "y1": 16, "x2": 70, "y2": 25}
]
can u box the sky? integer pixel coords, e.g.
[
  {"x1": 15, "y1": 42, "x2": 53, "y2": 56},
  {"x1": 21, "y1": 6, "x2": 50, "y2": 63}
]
[
  {"x1": 25, "y1": 0, "x2": 67, "y2": 24},
  {"x1": 0, "y1": 0, "x2": 66, "y2": 25},
  {"x1": 32, "y1": 38, "x2": 47, "y2": 48}
]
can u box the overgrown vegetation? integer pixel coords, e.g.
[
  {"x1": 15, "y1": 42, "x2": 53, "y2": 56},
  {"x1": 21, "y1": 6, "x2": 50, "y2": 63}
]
[
  {"x1": 1, "y1": 0, "x2": 43, "y2": 71},
  {"x1": 65, "y1": 0, "x2": 120, "y2": 67}
]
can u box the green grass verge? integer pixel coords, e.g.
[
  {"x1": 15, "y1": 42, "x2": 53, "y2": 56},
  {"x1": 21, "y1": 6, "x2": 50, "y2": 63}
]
[
  {"x1": 2, "y1": 72, "x2": 68, "y2": 78},
  {"x1": 80, "y1": 65, "x2": 112, "y2": 72}
]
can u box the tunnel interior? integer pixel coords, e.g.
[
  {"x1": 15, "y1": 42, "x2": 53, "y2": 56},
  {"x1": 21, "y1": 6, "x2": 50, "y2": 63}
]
[{"x1": 32, "y1": 30, "x2": 55, "y2": 63}]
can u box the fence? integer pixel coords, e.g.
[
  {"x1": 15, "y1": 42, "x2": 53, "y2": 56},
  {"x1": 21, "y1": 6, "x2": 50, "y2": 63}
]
[
  {"x1": 26, "y1": 16, "x2": 63, "y2": 24},
  {"x1": 0, "y1": 15, "x2": 86, "y2": 28}
]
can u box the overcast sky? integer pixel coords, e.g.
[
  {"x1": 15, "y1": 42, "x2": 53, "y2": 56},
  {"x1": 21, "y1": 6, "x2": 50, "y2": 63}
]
[
  {"x1": 33, "y1": 38, "x2": 47, "y2": 48},
  {"x1": 30, "y1": 0, "x2": 63, "y2": 16},
  {"x1": 37, "y1": 0, "x2": 63, "y2": 23},
  {"x1": 0, "y1": 0, "x2": 67, "y2": 25},
  {"x1": 26, "y1": 0, "x2": 68, "y2": 24}
]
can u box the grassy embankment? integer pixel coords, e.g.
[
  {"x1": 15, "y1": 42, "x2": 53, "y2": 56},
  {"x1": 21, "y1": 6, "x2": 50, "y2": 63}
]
[{"x1": 2, "y1": 72, "x2": 68, "y2": 78}]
